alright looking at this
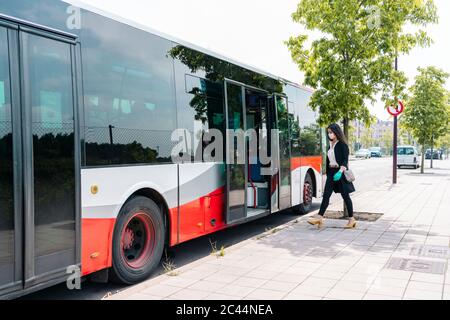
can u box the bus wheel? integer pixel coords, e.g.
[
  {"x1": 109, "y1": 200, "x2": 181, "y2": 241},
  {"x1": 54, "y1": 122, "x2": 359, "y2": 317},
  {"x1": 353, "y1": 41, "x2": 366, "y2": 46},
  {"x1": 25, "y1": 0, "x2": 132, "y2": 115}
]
[
  {"x1": 110, "y1": 196, "x2": 165, "y2": 284},
  {"x1": 299, "y1": 173, "x2": 313, "y2": 214}
]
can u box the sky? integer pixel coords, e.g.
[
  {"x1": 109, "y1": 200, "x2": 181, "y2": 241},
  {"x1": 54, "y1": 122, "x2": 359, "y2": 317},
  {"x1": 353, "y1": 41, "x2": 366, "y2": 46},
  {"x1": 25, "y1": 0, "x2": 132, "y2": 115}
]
[{"x1": 66, "y1": 0, "x2": 450, "y2": 121}]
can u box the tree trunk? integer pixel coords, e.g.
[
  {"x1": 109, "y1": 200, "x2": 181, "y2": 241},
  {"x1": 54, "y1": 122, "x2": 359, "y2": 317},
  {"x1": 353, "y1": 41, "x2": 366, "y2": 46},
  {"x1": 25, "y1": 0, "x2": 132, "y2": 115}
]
[
  {"x1": 430, "y1": 140, "x2": 434, "y2": 169},
  {"x1": 421, "y1": 145, "x2": 425, "y2": 174},
  {"x1": 343, "y1": 117, "x2": 349, "y2": 142}
]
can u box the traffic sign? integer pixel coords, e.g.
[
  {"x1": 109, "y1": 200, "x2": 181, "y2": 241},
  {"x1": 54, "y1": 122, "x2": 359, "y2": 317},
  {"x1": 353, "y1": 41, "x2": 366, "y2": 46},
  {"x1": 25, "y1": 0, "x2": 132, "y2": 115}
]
[{"x1": 387, "y1": 100, "x2": 404, "y2": 116}]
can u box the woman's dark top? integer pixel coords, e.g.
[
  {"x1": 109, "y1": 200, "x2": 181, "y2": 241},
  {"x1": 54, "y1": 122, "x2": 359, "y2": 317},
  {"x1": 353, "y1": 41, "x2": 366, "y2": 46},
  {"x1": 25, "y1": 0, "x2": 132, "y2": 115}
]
[{"x1": 325, "y1": 141, "x2": 355, "y2": 194}]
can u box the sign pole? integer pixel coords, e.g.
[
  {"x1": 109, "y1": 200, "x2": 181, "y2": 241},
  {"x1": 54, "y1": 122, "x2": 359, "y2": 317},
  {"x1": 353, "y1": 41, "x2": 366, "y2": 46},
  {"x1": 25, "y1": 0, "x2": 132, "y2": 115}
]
[
  {"x1": 393, "y1": 111, "x2": 398, "y2": 184},
  {"x1": 393, "y1": 57, "x2": 398, "y2": 184}
]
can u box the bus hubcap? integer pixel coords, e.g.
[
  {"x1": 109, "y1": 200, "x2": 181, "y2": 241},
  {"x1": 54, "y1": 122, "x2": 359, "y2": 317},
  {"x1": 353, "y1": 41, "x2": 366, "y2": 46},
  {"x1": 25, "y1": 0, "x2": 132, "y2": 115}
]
[
  {"x1": 303, "y1": 182, "x2": 312, "y2": 205},
  {"x1": 121, "y1": 213, "x2": 155, "y2": 269}
]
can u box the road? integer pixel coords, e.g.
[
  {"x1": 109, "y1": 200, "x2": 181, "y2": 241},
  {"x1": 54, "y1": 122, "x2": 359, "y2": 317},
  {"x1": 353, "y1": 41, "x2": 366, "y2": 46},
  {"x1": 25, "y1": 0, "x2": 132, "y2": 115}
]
[{"x1": 22, "y1": 156, "x2": 436, "y2": 300}]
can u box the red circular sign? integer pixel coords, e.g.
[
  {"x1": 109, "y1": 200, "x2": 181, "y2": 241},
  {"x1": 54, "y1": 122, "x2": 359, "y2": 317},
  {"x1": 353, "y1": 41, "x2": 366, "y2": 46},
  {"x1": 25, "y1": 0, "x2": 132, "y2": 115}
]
[{"x1": 387, "y1": 100, "x2": 404, "y2": 116}]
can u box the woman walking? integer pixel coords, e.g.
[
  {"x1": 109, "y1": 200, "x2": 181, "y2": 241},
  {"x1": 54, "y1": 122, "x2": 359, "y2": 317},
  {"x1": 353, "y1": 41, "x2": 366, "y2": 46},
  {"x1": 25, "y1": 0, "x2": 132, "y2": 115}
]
[{"x1": 308, "y1": 123, "x2": 356, "y2": 229}]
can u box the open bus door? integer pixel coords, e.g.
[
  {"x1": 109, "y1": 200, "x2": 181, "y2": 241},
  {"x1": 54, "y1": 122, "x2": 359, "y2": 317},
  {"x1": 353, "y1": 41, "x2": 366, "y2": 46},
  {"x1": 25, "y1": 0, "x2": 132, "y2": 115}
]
[
  {"x1": 268, "y1": 94, "x2": 291, "y2": 212},
  {"x1": 224, "y1": 80, "x2": 247, "y2": 224},
  {"x1": 224, "y1": 79, "x2": 274, "y2": 224}
]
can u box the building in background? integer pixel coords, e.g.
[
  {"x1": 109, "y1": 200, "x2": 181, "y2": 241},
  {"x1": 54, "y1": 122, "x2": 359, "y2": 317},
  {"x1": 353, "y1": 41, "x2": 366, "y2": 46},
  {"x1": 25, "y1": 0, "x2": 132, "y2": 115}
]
[
  {"x1": 352, "y1": 118, "x2": 393, "y2": 155},
  {"x1": 351, "y1": 118, "x2": 420, "y2": 156}
]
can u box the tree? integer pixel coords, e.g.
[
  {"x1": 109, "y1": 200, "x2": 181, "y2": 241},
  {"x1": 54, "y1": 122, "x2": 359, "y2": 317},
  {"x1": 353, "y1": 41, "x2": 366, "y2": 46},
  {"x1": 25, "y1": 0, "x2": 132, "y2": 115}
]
[
  {"x1": 286, "y1": 0, "x2": 437, "y2": 140},
  {"x1": 398, "y1": 124, "x2": 415, "y2": 146},
  {"x1": 436, "y1": 131, "x2": 450, "y2": 159},
  {"x1": 299, "y1": 123, "x2": 322, "y2": 155},
  {"x1": 402, "y1": 67, "x2": 450, "y2": 173},
  {"x1": 361, "y1": 126, "x2": 374, "y2": 149},
  {"x1": 346, "y1": 124, "x2": 356, "y2": 154},
  {"x1": 381, "y1": 129, "x2": 393, "y2": 155}
]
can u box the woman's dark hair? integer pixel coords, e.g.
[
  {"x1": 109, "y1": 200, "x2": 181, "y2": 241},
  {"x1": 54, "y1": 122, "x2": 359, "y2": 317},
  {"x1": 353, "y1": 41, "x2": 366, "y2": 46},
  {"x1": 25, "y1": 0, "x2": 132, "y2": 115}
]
[{"x1": 327, "y1": 123, "x2": 348, "y2": 145}]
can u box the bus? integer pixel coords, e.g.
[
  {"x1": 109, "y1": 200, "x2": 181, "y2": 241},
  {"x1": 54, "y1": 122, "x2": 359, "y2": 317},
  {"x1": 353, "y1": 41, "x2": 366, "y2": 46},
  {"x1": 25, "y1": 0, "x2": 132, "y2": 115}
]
[{"x1": 0, "y1": 0, "x2": 324, "y2": 299}]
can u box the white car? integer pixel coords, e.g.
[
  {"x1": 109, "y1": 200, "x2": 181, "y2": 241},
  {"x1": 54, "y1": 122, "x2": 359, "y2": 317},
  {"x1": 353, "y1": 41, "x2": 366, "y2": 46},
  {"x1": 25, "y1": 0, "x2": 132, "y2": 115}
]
[
  {"x1": 355, "y1": 149, "x2": 371, "y2": 159},
  {"x1": 397, "y1": 145, "x2": 420, "y2": 169}
]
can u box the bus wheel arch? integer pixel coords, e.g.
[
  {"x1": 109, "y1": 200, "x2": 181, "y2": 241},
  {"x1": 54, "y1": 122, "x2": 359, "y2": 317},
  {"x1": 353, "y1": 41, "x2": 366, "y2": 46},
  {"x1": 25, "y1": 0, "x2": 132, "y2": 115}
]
[
  {"x1": 307, "y1": 168, "x2": 317, "y2": 198},
  {"x1": 110, "y1": 190, "x2": 169, "y2": 284},
  {"x1": 299, "y1": 169, "x2": 316, "y2": 214}
]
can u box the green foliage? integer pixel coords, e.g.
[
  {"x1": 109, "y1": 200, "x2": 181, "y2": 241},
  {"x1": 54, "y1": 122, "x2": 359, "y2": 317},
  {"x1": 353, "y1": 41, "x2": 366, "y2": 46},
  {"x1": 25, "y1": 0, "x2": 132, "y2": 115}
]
[
  {"x1": 298, "y1": 123, "x2": 322, "y2": 155},
  {"x1": 188, "y1": 87, "x2": 208, "y2": 124},
  {"x1": 381, "y1": 129, "x2": 393, "y2": 155},
  {"x1": 401, "y1": 66, "x2": 450, "y2": 146},
  {"x1": 286, "y1": 0, "x2": 438, "y2": 127},
  {"x1": 346, "y1": 124, "x2": 356, "y2": 153},
  {"x1": 436, "y1": 131, "x2": 450, "y2": 150}
]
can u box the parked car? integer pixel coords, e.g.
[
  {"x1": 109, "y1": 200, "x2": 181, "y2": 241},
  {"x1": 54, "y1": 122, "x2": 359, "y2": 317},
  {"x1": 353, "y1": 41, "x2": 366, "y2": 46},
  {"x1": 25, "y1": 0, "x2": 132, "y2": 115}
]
[
  {"x1": 369, "y1": 147, "x2": 382, "y2": 157},
  {"x1": 397, "y1": 145, "x2": 420, "y2": 169},
  {"x1": 425, "y1": 149, "x2": 440, "y2": 160},
  {"x1": 355, "y1": 148, "x2": 371, "y2": 159}
]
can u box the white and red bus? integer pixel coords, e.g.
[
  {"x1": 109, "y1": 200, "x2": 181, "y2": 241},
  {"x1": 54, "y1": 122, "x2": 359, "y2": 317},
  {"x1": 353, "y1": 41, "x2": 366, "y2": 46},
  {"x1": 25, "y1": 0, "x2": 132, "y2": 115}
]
[{"x1": 0, "y1": 0, "x2": 324, "y2": 299}]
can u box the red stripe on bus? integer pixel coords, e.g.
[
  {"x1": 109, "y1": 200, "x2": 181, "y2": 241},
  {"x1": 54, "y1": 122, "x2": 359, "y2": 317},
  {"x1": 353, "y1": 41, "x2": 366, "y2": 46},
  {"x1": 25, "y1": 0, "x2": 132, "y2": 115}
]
[
  {"x1": 81, "y1": 218, "x2": 116, "y2": 276},
  {"x1": 177, "y1": 186, "x2": 227, "y2": 244},
  {"x1": 169, "y1": 207, "x2": 178, "y2": 246},
  {"x1": 291, "y1": 156, "x2": 322, "y2": 173}
]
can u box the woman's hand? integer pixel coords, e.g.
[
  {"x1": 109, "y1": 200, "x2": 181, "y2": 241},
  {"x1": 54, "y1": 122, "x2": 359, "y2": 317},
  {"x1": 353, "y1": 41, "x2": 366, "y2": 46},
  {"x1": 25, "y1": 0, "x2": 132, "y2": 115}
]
[
  {"x1": 333, "y1": 171, "x2": 343, "y2": 181},
  {"x1": 340, "y1": 166, "x2": 346, "y2": 172}
]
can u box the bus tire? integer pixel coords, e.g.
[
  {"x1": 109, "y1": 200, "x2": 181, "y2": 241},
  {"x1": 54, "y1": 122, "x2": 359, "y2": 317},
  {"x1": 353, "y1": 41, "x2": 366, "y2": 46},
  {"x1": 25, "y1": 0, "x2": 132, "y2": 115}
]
[
  {"x1": 110, "y1": 196, "x2": 165, "y2": 284},
  {"x1": 299, "y1": 172, "x2": 313, "y2": 214}
]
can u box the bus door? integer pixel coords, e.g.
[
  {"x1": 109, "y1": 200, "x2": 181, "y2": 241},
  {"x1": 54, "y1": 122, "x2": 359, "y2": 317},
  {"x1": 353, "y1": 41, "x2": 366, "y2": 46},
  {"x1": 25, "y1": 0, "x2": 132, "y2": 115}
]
[
  {"x1": 0, "y1": 17, "x2": 80, "y2": 296},
  {"x1": 224, "y1": 80, "x2": 247, "y2": 224},
  {"x1": 269, "y1": 94, "x2": 291, "y2": 211},
  {"x1": 224, "y1": 79, "x2": 273, "y2": 224}
]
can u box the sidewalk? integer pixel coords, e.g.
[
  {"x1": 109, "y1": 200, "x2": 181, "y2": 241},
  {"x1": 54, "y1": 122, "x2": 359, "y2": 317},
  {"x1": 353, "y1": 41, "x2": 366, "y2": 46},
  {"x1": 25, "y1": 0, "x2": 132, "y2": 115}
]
[{"x1": 107, "y1": 160, "x2": 450, "y2": 300}]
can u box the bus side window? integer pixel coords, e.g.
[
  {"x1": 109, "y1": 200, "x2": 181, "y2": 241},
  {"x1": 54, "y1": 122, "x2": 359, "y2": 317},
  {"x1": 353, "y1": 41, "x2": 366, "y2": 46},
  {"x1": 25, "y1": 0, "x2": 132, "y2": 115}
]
[
  {"x1": 0, "y1": 80, "x2": 5, "y2": 113},
  {"x1": 0, "y1": 80, "x2": 9, "y2": 122},
  {"x1": 39, "y1": 90, "x2": 63, "y2": 129}
]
